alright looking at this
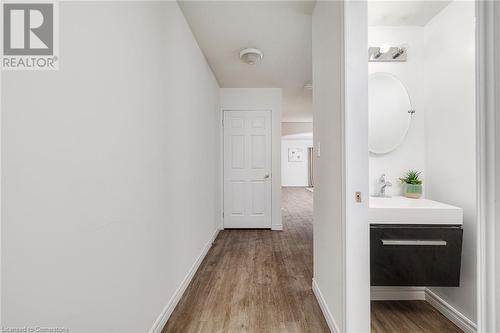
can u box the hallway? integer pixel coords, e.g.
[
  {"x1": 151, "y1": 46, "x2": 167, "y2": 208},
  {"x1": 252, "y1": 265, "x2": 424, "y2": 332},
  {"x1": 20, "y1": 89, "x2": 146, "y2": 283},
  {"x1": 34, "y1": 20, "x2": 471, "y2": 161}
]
[{"x1": 163, "y1": 188, "x2": 329, "y2": 332}]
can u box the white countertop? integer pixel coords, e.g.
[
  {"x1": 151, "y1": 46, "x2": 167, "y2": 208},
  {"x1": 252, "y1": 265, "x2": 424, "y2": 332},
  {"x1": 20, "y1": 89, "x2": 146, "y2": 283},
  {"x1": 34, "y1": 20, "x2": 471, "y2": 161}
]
[{"x1": 369, "y1": 196, "x2": 463, "y2": 225}]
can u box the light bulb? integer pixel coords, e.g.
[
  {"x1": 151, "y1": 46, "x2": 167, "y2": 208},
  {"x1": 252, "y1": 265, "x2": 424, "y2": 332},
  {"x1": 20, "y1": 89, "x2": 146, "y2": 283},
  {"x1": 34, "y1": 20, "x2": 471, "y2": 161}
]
[{"x1": 380, "y1": 44, "x2": 391, "y2": 54}]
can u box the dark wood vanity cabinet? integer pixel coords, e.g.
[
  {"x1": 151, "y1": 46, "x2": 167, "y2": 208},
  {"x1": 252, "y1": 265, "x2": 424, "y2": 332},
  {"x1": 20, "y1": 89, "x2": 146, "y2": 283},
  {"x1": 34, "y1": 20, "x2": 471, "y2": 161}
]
[{"x1": 370, "y1": 224, "x2": 463, "y2": 287}]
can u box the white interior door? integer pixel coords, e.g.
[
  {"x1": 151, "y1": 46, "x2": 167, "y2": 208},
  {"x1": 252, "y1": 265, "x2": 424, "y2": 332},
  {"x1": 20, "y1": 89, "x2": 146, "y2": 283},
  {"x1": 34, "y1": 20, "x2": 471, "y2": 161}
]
[{"x1": 223, "y1": 110, "x2": 272, "y2": 228}]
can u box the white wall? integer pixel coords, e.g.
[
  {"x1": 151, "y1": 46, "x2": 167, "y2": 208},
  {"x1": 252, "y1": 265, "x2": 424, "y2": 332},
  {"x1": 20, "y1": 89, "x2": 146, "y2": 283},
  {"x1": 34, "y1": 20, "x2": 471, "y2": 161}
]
[
  {"x1": 312, "y1": 2, "x2": 345, "y2": 330},
  {"x1": 219, "y1": 88, "x2": 283, "y2": 230},
  {"x1": 282, "y1": 122, "x2": 313, "y2": 136},
  {"x1": 424, "y1": 0, "x2": 477, "y2": 324},
  {"x1": 1, "y1": 2, "x2": 220, "y2": 332},
  {"x1": 281, "y1": 139, "x2": 313, "y2": 187},
  {"x1": 312, "y1": 2, "x2": 370, "y2": 332},
  {"x1": 368, "y1": 26, "x2": 426, "y2": 196}
]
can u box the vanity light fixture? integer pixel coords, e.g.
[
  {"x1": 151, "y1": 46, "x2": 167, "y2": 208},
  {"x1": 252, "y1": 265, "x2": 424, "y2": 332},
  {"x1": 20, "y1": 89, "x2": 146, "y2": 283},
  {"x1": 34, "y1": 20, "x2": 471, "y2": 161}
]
[
  {"x1": 239, "y1": 48, "x2": 264, "y2": 65},
  {"x1": 392, "y1": 47, "x2": 407, "y2": 60},
  {"x1": 368, "y1": 44, "x2": 408, "y2": 62},
  {"x1": 379, "y1": 44, "x2": 391, "y2": 54},
  {"x1": 372, "y1": 43, "x2": 391, "y2": 60},
  {"x1": 373, "y1": 49, "x2": 382, "y2": 59}
]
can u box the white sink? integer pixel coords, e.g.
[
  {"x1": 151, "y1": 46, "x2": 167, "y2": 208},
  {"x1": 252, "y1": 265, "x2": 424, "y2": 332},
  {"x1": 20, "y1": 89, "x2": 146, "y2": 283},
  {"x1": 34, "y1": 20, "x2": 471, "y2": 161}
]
[{"x1": 369, "y1": 196, "x2": 463, "y2": 225}]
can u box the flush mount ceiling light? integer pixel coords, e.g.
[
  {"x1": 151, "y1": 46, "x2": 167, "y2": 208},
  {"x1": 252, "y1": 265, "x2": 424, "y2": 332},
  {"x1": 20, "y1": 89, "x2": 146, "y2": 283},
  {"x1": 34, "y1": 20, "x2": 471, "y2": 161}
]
[{"x1": 239, "y1": 48, "x2": 263, "y2": 65}]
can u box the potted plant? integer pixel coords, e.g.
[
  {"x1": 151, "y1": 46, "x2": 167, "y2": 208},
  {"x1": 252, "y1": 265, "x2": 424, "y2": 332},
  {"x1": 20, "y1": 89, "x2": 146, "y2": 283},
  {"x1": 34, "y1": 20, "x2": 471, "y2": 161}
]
[{"x1": 399, "y1": 170, "x2": 423, "y2": 199}]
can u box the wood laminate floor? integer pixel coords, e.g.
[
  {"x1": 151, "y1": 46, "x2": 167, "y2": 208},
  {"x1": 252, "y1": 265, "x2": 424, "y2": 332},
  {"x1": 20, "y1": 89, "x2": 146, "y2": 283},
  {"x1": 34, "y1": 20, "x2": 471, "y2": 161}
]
[
  {"x1": 371, "y1": 301, "x2": 463, "y2": 333},
  {"x1": 163, "y1": 187, "x2": 463, "y2": 333}
]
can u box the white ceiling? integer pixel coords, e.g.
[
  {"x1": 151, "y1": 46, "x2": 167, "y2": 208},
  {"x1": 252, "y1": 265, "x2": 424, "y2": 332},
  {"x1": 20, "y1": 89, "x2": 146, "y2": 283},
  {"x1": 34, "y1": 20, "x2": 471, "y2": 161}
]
[
  {"x1": 368, "y1": 1, "x2": 451, "y2": 26},
  {"x1": 179, "y1": 1, "x2": 314, "y2": 122},
  {"x1": 180, "y1": 1, "x2": 450, "y2": 122}
]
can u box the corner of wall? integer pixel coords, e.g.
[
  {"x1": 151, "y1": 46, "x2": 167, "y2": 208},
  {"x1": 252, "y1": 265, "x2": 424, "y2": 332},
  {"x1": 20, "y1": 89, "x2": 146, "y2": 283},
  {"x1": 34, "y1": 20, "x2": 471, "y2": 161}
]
[
  {"x1": 425, "y1": 288, "x2": 477, "y2": 333},
  {"x1": 149, "y1": 227, "x2": 221, "y2": 333}
]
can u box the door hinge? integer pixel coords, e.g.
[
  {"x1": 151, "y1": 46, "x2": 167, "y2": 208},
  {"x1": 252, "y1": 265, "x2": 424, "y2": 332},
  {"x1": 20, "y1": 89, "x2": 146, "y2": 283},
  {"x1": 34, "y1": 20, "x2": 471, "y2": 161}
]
[{"x1": 222, "y1": 212, "x2": 224, "y2": 218}]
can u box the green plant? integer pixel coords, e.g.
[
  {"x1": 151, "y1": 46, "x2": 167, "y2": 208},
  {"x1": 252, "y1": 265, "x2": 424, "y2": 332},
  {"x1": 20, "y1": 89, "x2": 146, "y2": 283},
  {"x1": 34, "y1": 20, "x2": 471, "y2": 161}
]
[{"x1": 399, "y1": 170, "x2": 422, "y2": 185}]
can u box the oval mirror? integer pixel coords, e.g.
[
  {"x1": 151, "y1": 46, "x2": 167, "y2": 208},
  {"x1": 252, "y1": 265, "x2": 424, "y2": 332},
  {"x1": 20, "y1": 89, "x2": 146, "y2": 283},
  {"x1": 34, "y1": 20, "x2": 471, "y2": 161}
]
[{"x1": 369, "y1": 72, "x2": 413, "y2": 154}]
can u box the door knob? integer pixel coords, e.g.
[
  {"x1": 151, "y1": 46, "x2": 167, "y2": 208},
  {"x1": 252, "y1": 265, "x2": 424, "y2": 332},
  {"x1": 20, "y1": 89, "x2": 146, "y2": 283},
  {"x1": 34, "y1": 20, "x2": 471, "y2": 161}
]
[{"x1": 264, "y1": 173, "x2": 270, "y2": 179}]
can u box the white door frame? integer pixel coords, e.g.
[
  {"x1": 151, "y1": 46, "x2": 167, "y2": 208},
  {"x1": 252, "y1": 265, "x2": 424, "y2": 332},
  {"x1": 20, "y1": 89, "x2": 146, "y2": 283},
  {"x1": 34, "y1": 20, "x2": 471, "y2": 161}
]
[
  {"x1": 340, "y1": 1, "x2": 497, "y2": 331},
  {"x1": 220, "y1": 108, "x2": 274, "y2": 230},
  {"x1": 476, "y1": 1, "x2": 499, "y2": 331}
]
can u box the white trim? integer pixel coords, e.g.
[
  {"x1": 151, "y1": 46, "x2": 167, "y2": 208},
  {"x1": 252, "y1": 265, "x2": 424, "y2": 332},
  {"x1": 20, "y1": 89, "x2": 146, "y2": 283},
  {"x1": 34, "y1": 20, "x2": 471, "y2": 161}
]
[
  {"x1": 149, "y1": 226, "x2": 221, "y2": 333},
  {"x1": 0, "y1": 54, "x2": 3, "y2": 328},
  {"x1": 342, "y1": 1, "x2": 371, "y2": 332},
  {"x1": 475, "y1": 1, "x2": 498, "y2": 332},
  {"x1": 312, "y1": 278, "x2": 342, "y2": 333},
  {"x1": 271, "y1": 223, "x2": 283, "y2": 231},
  {"x1": 220, "y1": 108, "x2": 225, "y2": 231},
  {"x1": 0, "y1": 59, "x2": 2, "y2": 328},
  {"x1": 425, "y1": 289, "x2": 477, "y2": 333},
  {"x1": 370, "y1": 287, "x2": 426, "y2": 301}
]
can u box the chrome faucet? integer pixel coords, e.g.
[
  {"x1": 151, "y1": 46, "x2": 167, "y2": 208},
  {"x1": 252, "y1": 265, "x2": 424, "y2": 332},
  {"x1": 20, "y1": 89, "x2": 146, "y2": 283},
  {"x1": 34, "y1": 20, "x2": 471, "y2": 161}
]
[{"x1": 378, "y1": 174, "x2": 392, "y2": 197}]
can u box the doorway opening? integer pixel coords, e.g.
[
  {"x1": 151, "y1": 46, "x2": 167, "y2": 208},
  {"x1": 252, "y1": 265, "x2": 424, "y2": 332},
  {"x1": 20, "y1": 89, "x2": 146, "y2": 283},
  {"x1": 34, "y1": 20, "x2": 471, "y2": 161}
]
[
  {"x1": 281, "y1": 122, "x2": 314, "y2": 238},
  {"x1": 367, "y1": 1, "x2": 477, "y2": 332},
  {"x1": 281, "y1": 120, "x2": 314, "y2": 250},
  {"x1": 282, "y1": 123, "x2": 314, "y2": 192}
]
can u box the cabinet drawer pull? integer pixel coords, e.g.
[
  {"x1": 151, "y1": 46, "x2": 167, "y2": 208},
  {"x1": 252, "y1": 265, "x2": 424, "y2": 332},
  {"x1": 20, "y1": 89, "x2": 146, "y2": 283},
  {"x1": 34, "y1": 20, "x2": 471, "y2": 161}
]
[{"x1": 381, "y1": 239, "x2": 447, "y2": 246}]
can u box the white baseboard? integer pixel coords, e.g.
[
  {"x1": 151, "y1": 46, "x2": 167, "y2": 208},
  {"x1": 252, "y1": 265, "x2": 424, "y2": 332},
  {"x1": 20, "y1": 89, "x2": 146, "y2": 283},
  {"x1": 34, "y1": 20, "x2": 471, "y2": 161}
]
[
  {"x1": 272, "y1": 223, "x2": 283, "y2": 231},
  {"x1": 312, "y1": 278, "x2": 341, "y2": 333},
  {"x1": 371, "y1": 287, "x2": 426, "y2": 301},
  {"x1": 425, "y1": 289, "x2": 477, "y2": 333},
  {"x1": 370, "y1": 287, "x2": 477, "y2": 333},
  {"x1": 149, "y1": 226, "x2": 221, "y2": 333}
]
